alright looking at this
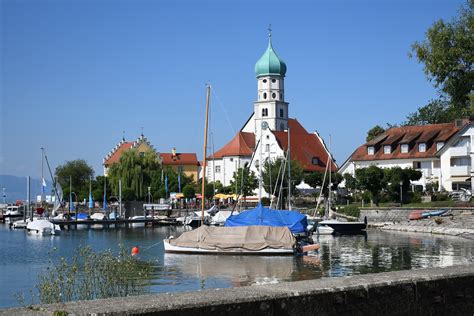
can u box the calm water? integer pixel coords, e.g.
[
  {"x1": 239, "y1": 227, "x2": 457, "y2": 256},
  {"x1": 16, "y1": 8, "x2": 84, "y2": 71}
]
[{"x1": 1, "y1": 224, "x2": 473, "y2": 308}]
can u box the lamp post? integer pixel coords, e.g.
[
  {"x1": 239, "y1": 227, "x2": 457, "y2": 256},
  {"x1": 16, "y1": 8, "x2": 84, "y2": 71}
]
[{"x1": 399, "y1": 181, "x2": 403, "y2": 207}]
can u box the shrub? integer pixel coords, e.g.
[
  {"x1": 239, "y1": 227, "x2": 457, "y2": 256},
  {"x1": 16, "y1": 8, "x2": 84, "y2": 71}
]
[
  {"x1": 260, "y1": 197, "x2": 270, "y2": 206},
  {"x1": 432, "y1": 193, "x2": 449, "y2": 201},
  {"x1": 338, "y1": 205, "x2": 360, "y2": 218},
  {"x1": 34, "y1": 246, "x2": 153, "y2": 304},
  {"x1": 407, "y1": 191, "x2": 422, "y2": 203}
]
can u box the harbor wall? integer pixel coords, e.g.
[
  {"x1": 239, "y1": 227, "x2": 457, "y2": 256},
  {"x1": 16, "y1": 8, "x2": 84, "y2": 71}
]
[{"x1": 3, "y1": 264, "x2": 473, "y2": 315}]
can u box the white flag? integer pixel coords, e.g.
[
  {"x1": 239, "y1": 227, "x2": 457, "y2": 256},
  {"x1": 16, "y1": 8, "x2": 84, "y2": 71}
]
[{"x1": 42, "y1": 178, "x2": 47, "y2": 187}]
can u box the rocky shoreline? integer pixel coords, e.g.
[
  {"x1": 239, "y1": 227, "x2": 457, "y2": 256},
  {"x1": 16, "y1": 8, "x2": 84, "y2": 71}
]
[{"x1": 361, "y1": 208, "x2": 474, "y2": 239}]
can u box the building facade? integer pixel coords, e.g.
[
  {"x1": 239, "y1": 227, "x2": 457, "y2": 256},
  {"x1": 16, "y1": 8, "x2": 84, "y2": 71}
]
[
  {"x1": 207, "y1": 34, "x2": 336, "y2": 187},
  {"x1": 339, "y1": 120, "x2": 472, "y2": 192},
  {"x1": 160, "y1": 148, "x2": 199, "y2": 181}
]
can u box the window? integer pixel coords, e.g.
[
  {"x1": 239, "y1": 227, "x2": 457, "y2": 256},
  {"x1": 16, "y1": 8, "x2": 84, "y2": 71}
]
[
  {"x1": 265, "y1": 144, "x2": 270, "y2": 152},
  {"x1": 263, "y1": 79, "x2": 267, "y2": 83},
  {"x1": 229, "y1": 158, "x2": 233, "y2": 162},
  {"x1": 272, "y1": 92, "x2": 276, "y2": 99},
  {"x1": 266, "y1": 135, "x2": 270, "y2": 140},
  {"x1": 263, "y1": 92, "x2": 267, "y2": 99},
  {"x1": 177, "y1": 166, "x2": 184, "y2": 173},
  {"x1": 261, "y1": 108, "x2": 268, "y2": 117},
  {"x1": 280, "y1": 123, "x2": 285, "y2": 130},
  {"x1": 215, "y1": 166, "x2": 221, "y2": 173},
  {"x1": 139, "y1": 152, "x2": 145, "y2": 157},
  {"x1": 436, "y1": 142, "x2": 444, "y2": 151},
  {"x1": 367, "y1": 146, "x2": 375, "y2": 155},
  {"x1": 400, "y1": 144, "x2": 409, "y2": 153},
  {"x1": 419, "y1": 143, "x2": 426, "y2": 152},
  {"x1": 413, "y1": 161, "x2": 421, "y2": 169},
  {"x1": 312, "y1": 157, "x2": 319, "y2": 165},
  {"x1": 433, "y1": 161, "x2": 440, "y2": 168},
  {"x1": 383, "y1": 145, "x2": 391, "y2": 154},
  {"x1": 279, "y1": 108, "x2": 284, "y2": 118},
  {"x1": 450, "y1": 157, "x2": 470, "y2": 167},
  {"x1": 271, "y1": 78, "x2": 276, "y2": 83}
]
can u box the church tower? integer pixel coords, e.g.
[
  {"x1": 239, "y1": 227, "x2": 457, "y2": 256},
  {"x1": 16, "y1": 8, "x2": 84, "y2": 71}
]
[{"x1": 253, "y1": 30, "x2": 289, "y2": 136}]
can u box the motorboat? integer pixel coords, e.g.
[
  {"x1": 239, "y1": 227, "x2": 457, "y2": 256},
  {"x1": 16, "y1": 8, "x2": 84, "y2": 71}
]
[
  {"x1": 209, "y1": 210, "x2": 237, "y2": 226},
  {"x1": 314, "y1": 224, "x2": 334, "y2": 235},
  {"x1": 91, "y1": 212, "x2": 106, "y2": 221},
  {"x1": 26, "y1": 219, "x2": 60, "y2": 236}
]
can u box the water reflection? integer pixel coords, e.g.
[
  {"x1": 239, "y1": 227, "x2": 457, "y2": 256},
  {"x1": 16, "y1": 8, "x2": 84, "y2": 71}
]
[{"x1": 0, "y1": 225, "x2": 473, "y2": 308}]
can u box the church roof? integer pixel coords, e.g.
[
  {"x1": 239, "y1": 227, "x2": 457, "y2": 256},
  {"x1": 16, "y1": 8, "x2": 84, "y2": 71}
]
[
  {"x1": 254, "y1": 37, "x2": 287, "y2": 78},
  {"x1": 272, "y1": 119, "x2": 337, "y2": 172},
  {"x1": 160, "y1": 153, "x2": 199, "y2": 166},
  {"x1": 209, "y1": 132, "x2": 256, "y2": 159}
]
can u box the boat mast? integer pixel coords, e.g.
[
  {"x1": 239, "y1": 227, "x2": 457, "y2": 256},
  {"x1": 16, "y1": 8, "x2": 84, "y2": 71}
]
[
  {"x1": 44, "y1": 152, "x2": 62, "y2": 208},
  {"x1": 328, "y1": 135, "x2": 332, "y2": 217},
  {"x1": 201, "y1": 85, "x2": 211, "y2": 222},
  {"x1": 41, "y1": 147, "x2": 44, "y2": 203},
  {"x1": 287, "y1": 126, "x2": 291, "y2": 210}
]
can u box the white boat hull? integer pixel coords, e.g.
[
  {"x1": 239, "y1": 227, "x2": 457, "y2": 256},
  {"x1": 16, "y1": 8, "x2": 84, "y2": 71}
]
[
  {"x1": 163, "y1": 239, "x2": 294, "y2": 255},
  {"x1": 26, "y1": 219, "x2": 60, "y2": 236}
]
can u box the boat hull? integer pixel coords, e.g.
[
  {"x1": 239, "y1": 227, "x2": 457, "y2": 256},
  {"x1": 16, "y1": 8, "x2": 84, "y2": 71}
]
[
  {"x1": 319, "y1": 220, "x2": 366, "y2": 233},
  {"x1": 163, "y1": 239, "x2": 295, "y2": 255}
]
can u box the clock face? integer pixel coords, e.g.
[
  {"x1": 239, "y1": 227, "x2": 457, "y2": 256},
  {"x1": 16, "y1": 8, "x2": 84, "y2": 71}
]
[{"x1": 261, "y1": 121, "x2": 269, "y2": 130}]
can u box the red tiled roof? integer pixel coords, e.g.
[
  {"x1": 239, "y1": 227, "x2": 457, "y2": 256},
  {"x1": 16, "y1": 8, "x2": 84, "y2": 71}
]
[
  {"x1": 104, "y1": 142, "x2": 133, "y2": 166},
  {"x1": 210, "y1": 132, "x2": 256, "y2": 158},
  {"x1": 351, "y1": 122, "x2": 461, "y2": 161},
  {"x1": 160, "y1": 153, "x2": 198, "y2": 165},
  {"x1": 272, "y1": 119, "x2": 337, "y2": 172}
]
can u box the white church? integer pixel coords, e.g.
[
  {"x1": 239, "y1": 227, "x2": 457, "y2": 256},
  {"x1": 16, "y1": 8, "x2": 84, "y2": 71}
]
[{"x1": 206, "y1": 33, "x2": 336, "y2": 187}]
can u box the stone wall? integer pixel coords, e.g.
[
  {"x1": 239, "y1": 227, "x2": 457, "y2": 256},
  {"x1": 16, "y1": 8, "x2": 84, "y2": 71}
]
[{"x1": 2, "y1": 265, "x2": 473, "y2": 315}]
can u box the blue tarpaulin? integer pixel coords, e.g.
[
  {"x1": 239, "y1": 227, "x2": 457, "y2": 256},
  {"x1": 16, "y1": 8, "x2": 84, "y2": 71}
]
[{"x1": 225, "y1": 204, "x2": 308, "y2": 234}]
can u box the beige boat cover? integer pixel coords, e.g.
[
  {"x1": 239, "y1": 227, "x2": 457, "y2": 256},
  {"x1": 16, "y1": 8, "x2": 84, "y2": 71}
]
[{"x1": 169, "y1": 225, "x2": 296, "y2": 251}]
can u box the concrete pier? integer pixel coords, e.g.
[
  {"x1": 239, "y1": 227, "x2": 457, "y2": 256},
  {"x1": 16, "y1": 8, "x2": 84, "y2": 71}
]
[{"x1": 2, "y1": 264, "x2": 473, "y2": 315}]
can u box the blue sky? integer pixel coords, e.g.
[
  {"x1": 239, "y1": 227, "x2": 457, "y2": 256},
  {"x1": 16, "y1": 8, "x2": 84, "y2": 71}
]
[{"x1": 1, "y1": 0, "x2": 466, "y2": 178}]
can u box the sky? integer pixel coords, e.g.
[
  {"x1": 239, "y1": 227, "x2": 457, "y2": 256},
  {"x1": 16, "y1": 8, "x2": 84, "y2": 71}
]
[{"x1": 0, "y1": 0, "x2": 467, "y2": 179}]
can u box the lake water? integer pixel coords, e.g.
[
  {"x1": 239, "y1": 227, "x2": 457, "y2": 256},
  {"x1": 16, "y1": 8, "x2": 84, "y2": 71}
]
[{"x1": 1, "y1": 224, "x2": 473, "y2": 308}]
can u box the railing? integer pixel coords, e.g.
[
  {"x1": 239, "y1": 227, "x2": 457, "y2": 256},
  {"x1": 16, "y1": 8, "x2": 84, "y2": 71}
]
[{"x1": 450, "y1": 165, "x2": 471, "y2": 176}]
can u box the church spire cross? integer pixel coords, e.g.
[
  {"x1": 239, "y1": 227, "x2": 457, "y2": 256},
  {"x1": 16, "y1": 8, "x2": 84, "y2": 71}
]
[{"x1": 268, "y1": 24, "x2": 272, "y2": 38}]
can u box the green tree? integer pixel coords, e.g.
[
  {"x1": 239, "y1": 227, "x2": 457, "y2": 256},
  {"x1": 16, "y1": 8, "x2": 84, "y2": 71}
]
[
  {"x1": 92, "y1": 175, "x2": 112, "y2": 202},
  {"x1": 304, "y1": 171, "x2": 343, "y2": 197},
  {"x1": 366, "y1": 125, "x2": 385, "y2": 142},
  {"x1": 182, "y1": 184, "x2": 195, "y2": 199},
  {"x1": 55, "y1": 159, "x2": 94, "y2": 201},
  {"x1": 262, "y1": 158, "x2": 304, "y2": 208},
  {"x1": 355, "y1": 166, "x2": 386, "y2": 206},
  {"x1": 108, "y1": 150, "x2": 161, "y2": 201},
  {"x1": 230, "y1": 167, "x2": 258, "y2": 197},
  {"x1": 383, "y1": 167, "x2": 422, "y2": 203},
  {"x1": 343, "y1": 173, "x2": 359, "y2": 192},
  {"x1": 405, "y1": 99, "x2": 456, "y2": 125},
  {"x1": 409, "y1": 0, "x2": 473, "y2": 121}
]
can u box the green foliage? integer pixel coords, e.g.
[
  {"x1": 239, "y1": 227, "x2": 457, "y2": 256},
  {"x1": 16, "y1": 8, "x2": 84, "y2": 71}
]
[
  {"x1": 409, "y1": 0, "x2": 473, "y2": 121},
  {"x1": 260, "y1": 197, "x2": 271, "y2": 206},
  {"x1": 182, "y1": 184, "x2": 195, "y2": 199},
  {"x1": 366, "y1": 125, "x2": 385, "y2": 142},
  {"x1": 55, "y1": 159, "x2": 94, "y2": 201},
  {"x1": 355, "y1": 166, "x2": 386, "y2": 205},
  {"x1": 92, "y1": 175, "x2": 112, "y2": 202},
  {"x1": 108, "y1": 150, "x2": 162, "y2": 201},
  {"x1": 230, "y1": 167, "x2": 258, "y2": 197},
  {"x1": 35, "y1": 246, "x2": 153, "y2": 304},
  {"x1": 343, "y1": 173, "x2": 359, "y2": 191},
  {"x1": 304, "y1": 171, "x2": 343, "y2": 196},
  {"x1": 432, "y1": 192, "x2": 449, "y2": 201},
  {"x1": 262, "y1": 158, "x2": 304, "y2": 207},
  {"x1": 338, "y1": 205, "x2": 360, "y2": 218},
  {"x1": 407, "y1": 191, "x2": 422, "y2": 203},
  {"x1": 405, "y1": 99, "x2": 457, "y2": 125},
  {"x1": 383, "y1": 167, "x2": 422, "y2": 203}
]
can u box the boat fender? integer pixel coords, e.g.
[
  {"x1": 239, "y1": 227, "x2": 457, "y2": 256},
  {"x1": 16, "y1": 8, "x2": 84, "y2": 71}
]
[{"x1": 302, "y1": 244, "x2": 320, "y2": 253}]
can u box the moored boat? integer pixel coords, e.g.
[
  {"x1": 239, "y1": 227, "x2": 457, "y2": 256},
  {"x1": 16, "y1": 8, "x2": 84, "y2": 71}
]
[
  {"x1": 318, "y1": 217, "x2": 367, "y2": 233},
  {"x1": 26, "y1": 219, "x2": 60, "y2": 235}
]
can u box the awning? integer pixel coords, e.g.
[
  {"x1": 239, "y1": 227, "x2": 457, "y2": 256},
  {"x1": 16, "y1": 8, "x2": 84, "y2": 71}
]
[{"x1": 449, "y1": 176, "x2": 472, "y2": 182}]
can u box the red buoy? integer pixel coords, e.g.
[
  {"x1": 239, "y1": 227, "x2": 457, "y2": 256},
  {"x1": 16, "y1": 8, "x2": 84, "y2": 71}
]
[{"x1": 131, "y1": 246, "x2": 139, "y2": 256}]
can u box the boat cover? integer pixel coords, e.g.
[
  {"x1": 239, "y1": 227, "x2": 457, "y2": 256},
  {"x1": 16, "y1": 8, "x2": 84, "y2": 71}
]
[
  {"x1": 168, "y1": 225, "x2": 295, "y2": 251},
  {"x1": 225, "y1": 204, "x2": 308, "y2": 234}
]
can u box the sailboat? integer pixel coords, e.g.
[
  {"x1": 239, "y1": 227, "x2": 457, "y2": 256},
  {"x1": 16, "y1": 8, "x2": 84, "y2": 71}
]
[
  {"x1": 164, "y1": 89, "x2": 317, "y2": 255},
  {"x1": 316, "y1": 137, "x2": 367, "y2": 234}
]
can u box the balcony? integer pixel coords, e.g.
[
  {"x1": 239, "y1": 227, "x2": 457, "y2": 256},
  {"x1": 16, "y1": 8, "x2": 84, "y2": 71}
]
[
  {"x1": 449, "y1": 146, "x2": 470, "y2": 157},
  {"x1": 450, "y1": 165, "x2": 471, "y2": 176}
]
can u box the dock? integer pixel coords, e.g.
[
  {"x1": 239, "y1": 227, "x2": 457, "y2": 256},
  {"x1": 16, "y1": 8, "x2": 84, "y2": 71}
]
[{"x1": 49, "y1": 217, "x2": 179, "y2": 229}]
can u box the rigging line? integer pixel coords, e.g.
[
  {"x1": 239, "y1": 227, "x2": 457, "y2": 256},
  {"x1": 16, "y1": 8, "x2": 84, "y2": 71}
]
[
  {"x1": 270, "y1": 155, "x2": 285, "y2": 209},
  {"x1": 312, "y1": 155, "x2": 331, "y2": 218},
  {"x1": 211, "y1": 86, "x2": 236, "y2": 136}
]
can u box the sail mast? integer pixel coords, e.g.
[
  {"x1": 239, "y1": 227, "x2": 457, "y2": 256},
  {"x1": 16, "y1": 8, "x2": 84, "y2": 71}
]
[
  {"x1": 287, "y1": 126, "x2": 291, "y2": 210},
  {"x1": 41, "y1": 147, "x2": 44, "y2": 202},
  {"x1": 201, "y1": 85, "x2": 211, "y2": 222}
]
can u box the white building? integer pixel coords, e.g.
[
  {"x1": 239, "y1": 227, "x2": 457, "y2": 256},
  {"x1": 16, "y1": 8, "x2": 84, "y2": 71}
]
[
  {"x1": 207, "y1": 33, "x2": 336, "y2": 187},
  {"x1": 339, "y1": 120, "x2": 472, "y2": 192}
]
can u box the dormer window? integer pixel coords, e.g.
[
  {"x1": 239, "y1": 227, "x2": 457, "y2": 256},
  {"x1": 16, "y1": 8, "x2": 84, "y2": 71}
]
[
  {"x1": 312, "y1": 157, "x2": 319, "y2": 165},
  {"x1": 400, "y1": 144, "x2": 409, "y2": 153},
  {"x1": 383, "y1": 145, "x2": 391, "y2": 154},
  {"x1": 368, "y1": 146, "x2": 375, "y2": 155},
  {"x1": 436, "y1": 142, "x2": 444, "y2": 151},
  {"x1": 419, "y1": 143, "x2": 426, "y2": 152}
]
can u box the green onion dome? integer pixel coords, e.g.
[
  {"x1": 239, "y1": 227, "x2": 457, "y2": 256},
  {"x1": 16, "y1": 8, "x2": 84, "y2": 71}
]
[{"x1": 254, "y1": 38, "x2": 287, "y2": 78}]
